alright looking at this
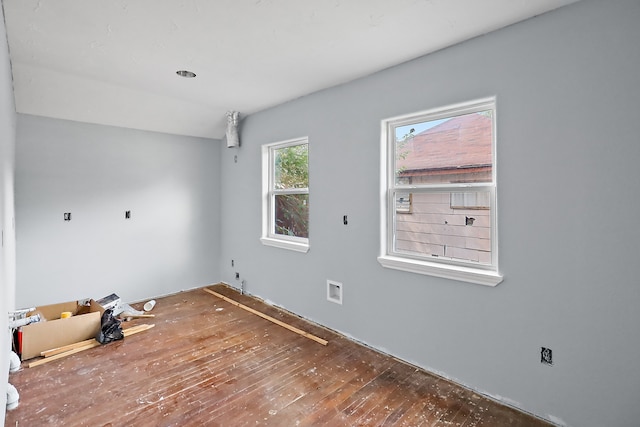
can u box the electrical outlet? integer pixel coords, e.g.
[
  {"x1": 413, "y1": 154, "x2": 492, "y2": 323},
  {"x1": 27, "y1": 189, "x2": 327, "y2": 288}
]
[
  {"x1": 231, "y1": 259, "x2": 234, "y2": 267},
  {"x1": 541, "y1": 347, "x2": 553, "y2": 366},
  {"x1": 235, "y1": 272, "x2": 240, "y2": 280},
  {"x1": 125, "y1": 210, "x2": 131, "y2": 219},
  {"x1": 64, "y1": 213, "x2": 71, "y2": 221}
]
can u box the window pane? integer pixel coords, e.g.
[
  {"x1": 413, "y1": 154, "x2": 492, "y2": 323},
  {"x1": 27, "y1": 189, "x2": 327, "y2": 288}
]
[
  {"x1": 450, "y1": 192, "x2": 490, "y2": 209},
  {"x1": 275, "y1": 194, "x2": 309, "y2": 238},
  {"x1": 396, "y1": 192, "x2": 412, "y2": 213},
  {"x1": 274, "y1": 144, "x2": 308, "y2": 189},
  {"x1": 394, "y1": 191, "x2": 492, "y2": 264},
  {"x1": 395, "y1": 111, "x2": 493, "y2": 186}
]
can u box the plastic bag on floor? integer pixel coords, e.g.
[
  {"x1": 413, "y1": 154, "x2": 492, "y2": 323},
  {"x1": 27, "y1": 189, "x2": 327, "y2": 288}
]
[{"x1": 97, "y1": 308, "x2": 124, "y2": 344}]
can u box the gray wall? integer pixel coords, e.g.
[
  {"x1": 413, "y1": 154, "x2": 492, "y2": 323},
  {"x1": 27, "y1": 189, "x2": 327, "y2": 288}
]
[
  {"x1": 15, "y1": 115, "x2": 221, "y2": 307},
  {"x1": 0, "y1": 0, "x2": 17, "y2": 422},
  {"x1": 219, "y1": 1, "x2": 640, "y2": 426}
]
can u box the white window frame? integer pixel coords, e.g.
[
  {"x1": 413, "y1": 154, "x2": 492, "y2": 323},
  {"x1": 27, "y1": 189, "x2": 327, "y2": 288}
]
[
  {"x1": 378, "y1": 98, "x2": 503, "y2": 286},
  {"x1": 261, "y1": 137, "x2": 310, "y2": 253}
]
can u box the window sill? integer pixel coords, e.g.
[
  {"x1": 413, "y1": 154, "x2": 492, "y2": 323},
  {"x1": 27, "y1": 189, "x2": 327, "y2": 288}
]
[
  {"x1": 260, "y1": 237, "x2": 310, "y2": 253},
  {"x1": 377, "y1": 255, "x2": 503, "y2": 286}
]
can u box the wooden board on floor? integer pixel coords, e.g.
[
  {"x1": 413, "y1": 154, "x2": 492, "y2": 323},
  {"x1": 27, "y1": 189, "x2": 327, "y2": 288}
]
[
  {"x1": 203, "y1": 287, "x2": 328, "y2": 346},
  {"x1": 28, "y1": 324, "x2": 156, "y2": 367}
]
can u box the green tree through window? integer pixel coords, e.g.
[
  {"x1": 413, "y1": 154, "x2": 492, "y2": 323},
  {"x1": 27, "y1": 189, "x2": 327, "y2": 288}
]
[{"x1": 274, "y1": 143, "x2": 309, "y2": 238}]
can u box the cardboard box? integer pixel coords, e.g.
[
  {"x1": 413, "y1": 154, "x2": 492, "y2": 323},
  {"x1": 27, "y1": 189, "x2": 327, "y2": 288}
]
[{"x1": 21, "y1": 299, "x2": 104, "y2": 360}]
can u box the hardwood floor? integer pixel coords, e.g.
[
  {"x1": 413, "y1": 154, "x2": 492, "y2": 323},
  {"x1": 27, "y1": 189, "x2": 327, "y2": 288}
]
[{"x1": 6, "y1": 284, "x2": 551, "y2": 426}]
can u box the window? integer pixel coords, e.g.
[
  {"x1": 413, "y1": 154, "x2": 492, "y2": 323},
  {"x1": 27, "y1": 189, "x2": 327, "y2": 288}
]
[
  {"x1": 261, "y1": 137, "x2": 309, "y2": 252},
  {"x1": 379, "y1": 98, "x2": 502, "y2": 286},
  {"x1": 396, "y1": 192, "x2": 412, "y2": 213}
]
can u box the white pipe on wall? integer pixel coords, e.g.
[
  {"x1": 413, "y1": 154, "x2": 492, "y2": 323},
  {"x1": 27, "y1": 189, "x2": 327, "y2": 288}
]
[{"x1": 226, "y1": 111, "x2": 240, "y2": 148}]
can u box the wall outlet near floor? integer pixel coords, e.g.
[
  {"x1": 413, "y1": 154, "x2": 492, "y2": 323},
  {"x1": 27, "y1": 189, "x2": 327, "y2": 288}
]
[
  {"x1": 541, "y1": 347, "x2": 553, "y2": 366},
  {"x1": 235, "y1": 272, "x2": 240, "y2": 280},
  {"x1": 327, "y1": 280, "x2": 343, "y2": 305}
]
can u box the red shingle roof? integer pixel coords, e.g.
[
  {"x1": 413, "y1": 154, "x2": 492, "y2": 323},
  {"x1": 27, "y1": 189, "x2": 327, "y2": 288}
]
[{"x1": 397, "y1": 113, "x2": 492, "y2": 173}]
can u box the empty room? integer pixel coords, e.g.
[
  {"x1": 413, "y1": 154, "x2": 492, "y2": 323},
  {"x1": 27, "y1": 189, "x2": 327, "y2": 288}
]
[{"x1": 1, "y1": 0, "x2": 639, "y2": 426}]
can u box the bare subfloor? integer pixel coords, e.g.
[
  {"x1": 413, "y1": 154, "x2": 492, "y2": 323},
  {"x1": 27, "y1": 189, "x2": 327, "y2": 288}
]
[{"x1": 6, "y1": 284, "x2": 550, "y2": 426}]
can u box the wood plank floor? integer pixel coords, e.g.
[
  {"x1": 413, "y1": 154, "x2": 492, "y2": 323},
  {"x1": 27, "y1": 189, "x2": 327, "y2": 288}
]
[{"x1": 6, "y1": 284, "x2": 551, "y2": 427}]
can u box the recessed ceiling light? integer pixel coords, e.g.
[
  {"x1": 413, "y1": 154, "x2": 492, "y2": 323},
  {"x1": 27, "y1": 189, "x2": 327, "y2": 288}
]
[{"x1": 176, "y1": 70, "x2": 196, "y2": 78}]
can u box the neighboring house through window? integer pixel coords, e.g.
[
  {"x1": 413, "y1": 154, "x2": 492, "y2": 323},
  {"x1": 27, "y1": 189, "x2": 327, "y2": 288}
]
[
  {"x1": 261, "y1": 137, "x2": 309, "y2": 253},
  {"x1": 379, "y1": 98, "x2": 502, "y2": 286}
]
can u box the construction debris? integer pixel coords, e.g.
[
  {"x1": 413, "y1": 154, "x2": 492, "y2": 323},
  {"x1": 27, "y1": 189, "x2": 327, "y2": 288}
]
[{"x1": 28, "y1": 324, "x2": 155, "y2": 368}]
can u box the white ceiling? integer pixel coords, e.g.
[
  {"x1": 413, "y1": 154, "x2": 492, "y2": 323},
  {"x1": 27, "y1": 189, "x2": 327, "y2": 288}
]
[{"x1": 3, "y1": 0, "x2": 579, "y2": 139}]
